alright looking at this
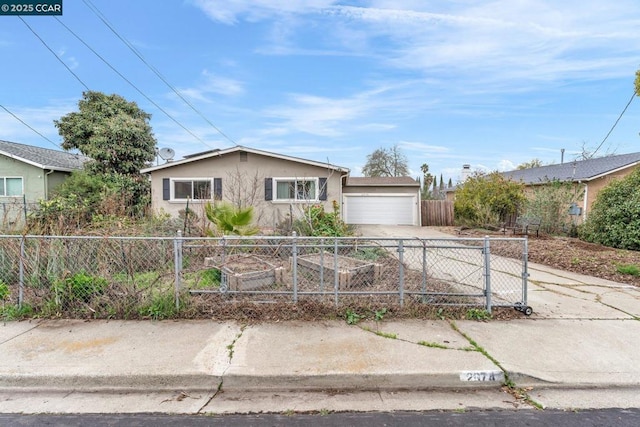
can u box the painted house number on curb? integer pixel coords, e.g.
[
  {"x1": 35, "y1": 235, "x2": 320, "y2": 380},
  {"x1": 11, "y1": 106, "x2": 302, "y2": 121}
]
[{"x1": 459, "y1": 370, "x2": 504, "y2": 382}]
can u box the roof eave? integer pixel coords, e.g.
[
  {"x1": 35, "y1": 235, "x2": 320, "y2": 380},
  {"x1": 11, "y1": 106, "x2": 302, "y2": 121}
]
[{"x1": 141, "y1": 146, "x2": 350, "y2": 174}]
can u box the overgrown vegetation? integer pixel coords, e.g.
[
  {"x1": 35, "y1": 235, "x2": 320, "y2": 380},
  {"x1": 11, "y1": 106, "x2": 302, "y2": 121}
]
[
  {"x1": 523, "y1": 179, "x2": 583, "y2": 235},
  {"x1": 579, "y1": 167, "x2": 640, "y2": 250},
  {"x1": 204, "y1": 201, "x2": 259, "y2": 236},
  {"x1": 454, "y1": 171, "x2": 526, "y2": 227},
  {"x1": 28, "y1": 91, "x2": 156, "y2": 234},
  {"x1": 617, "y1": 264, "x2": 640, "y2": 276},
  {"x1": 292, "y1": 201, "x2": 353, "y2": 237},
  {"x1": 50, "y1": 271, "x2": 107, "y2": 310}
]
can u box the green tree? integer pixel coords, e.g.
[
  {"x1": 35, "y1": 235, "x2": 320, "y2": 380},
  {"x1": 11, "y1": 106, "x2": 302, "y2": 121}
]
[
  {"x1": 454, "y1": 171, "x2": 526, "y2": 226},
  {"x1": 54, "y1": 91, "x2": 157, "y2": 217},
  {"x1": 55, "y1": 91, "x2": 156, "y2": 176},
  {"x1": 517, "y1": 159, "x2": 544, "y2": 170},
  {"x1": 579, "y1": 167, "x2": 640, "y2": 250},
  {"x1": 420, "y1": 163, "x2": 434, "y2": 199},
  {"x1": 362, "y1": 145, "x2": 409, "y2": 177}
]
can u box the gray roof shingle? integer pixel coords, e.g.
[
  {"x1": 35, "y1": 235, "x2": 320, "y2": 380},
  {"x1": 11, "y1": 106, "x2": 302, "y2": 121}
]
[
  {"x1": 501, "y1": 152, "x2": 640, "y2": 184},
  {"x1": 0, "y1": 139, "x2": 89, "y2": 171}
]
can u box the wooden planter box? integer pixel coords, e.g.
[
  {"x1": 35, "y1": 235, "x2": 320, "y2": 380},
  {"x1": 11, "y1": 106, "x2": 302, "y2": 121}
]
[
  {"x1": 205, "y1": 255, "x2": 284, "y2": 291},
  {"x1": 296, "y1": 252, "x2": 382, "y2": 289}
]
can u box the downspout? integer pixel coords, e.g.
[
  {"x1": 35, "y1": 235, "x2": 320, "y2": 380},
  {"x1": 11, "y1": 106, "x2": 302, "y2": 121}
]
[
  {"x1": 578, "y1": 181, "x2": 588, "y2": 222},
  {"x1": 44, "y1": 169, "x2": 54, "y2": 199},
  {"x1": 340, "y1": 171, "x2": 349, "y2": 222}
]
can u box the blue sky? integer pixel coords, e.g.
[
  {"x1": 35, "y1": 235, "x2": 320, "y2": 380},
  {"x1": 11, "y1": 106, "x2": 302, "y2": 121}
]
[{"x1": 2, "y1": 0, "x2": 640, "y2": 184}]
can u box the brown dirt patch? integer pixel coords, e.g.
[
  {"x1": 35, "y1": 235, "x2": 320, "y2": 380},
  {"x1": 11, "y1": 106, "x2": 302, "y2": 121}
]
[{"x1": 437, "y1": 226, "x2": 640, "y2": 287}]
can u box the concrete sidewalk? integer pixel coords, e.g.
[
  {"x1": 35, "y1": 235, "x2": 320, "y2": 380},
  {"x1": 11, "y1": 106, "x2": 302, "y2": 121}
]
[{"x1": 1, "y1": 227, "x2": 640, "y2": 414}]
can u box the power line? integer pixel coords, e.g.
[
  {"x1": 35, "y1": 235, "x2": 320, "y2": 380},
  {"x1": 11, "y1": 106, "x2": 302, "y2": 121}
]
[
  {"x1": 590, "y1": 91, "x2": 635, "y2": 158},
  {"x1": 0, "y1": 103, "x2": 60, "y2": 149},
  {"x1": 18, "y1": 16, "x2": 89, "y2": 91},
  {"x1": 82, "y1": 0, "x2": 238, "y2": 146},
  {"x1": 53, "y1": 17, "x2": 210, "y2": 147}
]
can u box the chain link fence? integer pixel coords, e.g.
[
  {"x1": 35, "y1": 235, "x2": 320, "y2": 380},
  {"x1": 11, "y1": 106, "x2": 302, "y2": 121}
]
[{"x1": 0, "y1": 233, "x2": 529, "y2": 320}]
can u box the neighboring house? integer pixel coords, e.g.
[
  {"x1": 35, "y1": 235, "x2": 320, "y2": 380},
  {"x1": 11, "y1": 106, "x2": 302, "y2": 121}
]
[
  {"x1": 140, "y1": 146, "x2": 422, "y2": 228},
  {"x1": 447, "y1": 152, "x2": 640, "y2": 222},
  {"x1": 0, "y1": 139, "x2": 89, "y2": 228},
  {"x1": 502, "y1": 152, "x2": 640, "y2": 221}
]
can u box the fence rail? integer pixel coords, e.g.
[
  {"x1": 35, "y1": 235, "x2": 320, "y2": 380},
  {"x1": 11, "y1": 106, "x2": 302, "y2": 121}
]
[{"x1": 0, "y1": 233, "x2": 529, "y2": 319}]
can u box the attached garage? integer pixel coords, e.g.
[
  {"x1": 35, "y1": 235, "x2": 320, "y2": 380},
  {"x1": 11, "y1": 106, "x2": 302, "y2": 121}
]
[{"x1": 342, "y1": 177, "x2": 421, "y2": 226}]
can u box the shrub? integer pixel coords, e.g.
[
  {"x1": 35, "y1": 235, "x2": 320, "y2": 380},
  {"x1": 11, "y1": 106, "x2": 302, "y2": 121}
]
[
  {"x1": 292, "y1": 201, "x2": 353, "y2": 237},
  {"x1": 579, "y1": 167, "x2": 640, "y2": 250},
  {"x1": 524, "y1": 179, "x2": 583, "y2": 235},
  {"x1": 52, "y1": 271, "x2": 107, "y2": 307},
  {"x1": 454, "y1": 172, "x2": 526, "y2": 227}
]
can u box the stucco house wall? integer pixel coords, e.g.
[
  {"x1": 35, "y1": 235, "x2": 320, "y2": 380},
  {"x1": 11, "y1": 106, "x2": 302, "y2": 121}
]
[
  {"x1": 0, "y1": 140, "x2": 89, "y2": 229},
  {"x1": 145, "y1": 148, "x2": 346, "y2": 229}
]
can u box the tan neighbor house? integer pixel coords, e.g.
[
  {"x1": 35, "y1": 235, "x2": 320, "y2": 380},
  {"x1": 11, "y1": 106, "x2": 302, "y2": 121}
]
[
  {"x1": 141, "y1": 146, "x2": 422, "y2": 229},
  {"x1": 448, "y1": 152, "x2": 640, "y2": 224}
]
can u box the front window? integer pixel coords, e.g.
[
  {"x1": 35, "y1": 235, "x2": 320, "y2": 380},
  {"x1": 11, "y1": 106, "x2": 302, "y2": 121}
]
[
  {"x1": 274, "y1": 178, "x2": 317, "y2": 201},
  {"x1": 172, "y1": 179, "x2": 211, "y2": 200},
  {"x1": 0, "y1": 177, "x2": 23, "y2": 197}
]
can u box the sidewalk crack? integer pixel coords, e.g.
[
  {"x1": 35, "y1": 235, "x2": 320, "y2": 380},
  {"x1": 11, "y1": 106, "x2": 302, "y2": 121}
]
[
  {"x1": 198, "y1": 323, "x2": 247, "y2": 413},
  {"x1": 0, "y1": 321, "x2": 40, "y2": 345},
  {"x1": 448, "y1": 320, "x2": 544, "y2": 410}
]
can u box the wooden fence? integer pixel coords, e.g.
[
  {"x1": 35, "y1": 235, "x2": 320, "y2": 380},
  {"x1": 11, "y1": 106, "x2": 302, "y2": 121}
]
[{"x1": 421, "y1": 200, "x2": 455, "y2": 226}]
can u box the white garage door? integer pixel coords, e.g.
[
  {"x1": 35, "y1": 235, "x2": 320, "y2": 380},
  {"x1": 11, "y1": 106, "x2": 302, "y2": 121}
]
[{"x1": 343, "y1": 194, "x2": 417, "y2": 225}]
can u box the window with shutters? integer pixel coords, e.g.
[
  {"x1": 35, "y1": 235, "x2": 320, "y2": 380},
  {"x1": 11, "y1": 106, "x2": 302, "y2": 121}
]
[
  {"x1": 0, "y1": 177, "x2": 23, "y2": 197},
  {"x1": 168, "y1": 178, "x2": 221, "y2": 201},
  {"x1": 267, "y1": 178, "x2": 326, "y2": 202}
]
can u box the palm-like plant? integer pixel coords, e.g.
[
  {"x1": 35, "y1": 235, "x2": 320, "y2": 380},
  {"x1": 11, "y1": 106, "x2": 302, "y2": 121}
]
[{"x1": 204, "y1": 201, "x2": 259, "y2": 236}]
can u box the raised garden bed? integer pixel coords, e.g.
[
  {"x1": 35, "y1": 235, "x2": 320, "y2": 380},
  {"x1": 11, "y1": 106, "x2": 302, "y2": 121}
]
[
  {"x1": 295, "y1": 252, "x2": 382, "y2": 289},
  {"x1": 205, "y1": 254, "x2": 284, "y2": 291}
]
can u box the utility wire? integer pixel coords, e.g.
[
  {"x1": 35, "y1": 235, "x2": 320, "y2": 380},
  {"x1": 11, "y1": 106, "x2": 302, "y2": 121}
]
[
  {"x1": 0, "y1": 103, "x2": 60, "y2": 148},
  {"x1": 590, "y1": 91, "x2": 635, "y2": 158},
  {"x1": 82, "y1": 0, "x2": 238, "y2": 146},
  {"x1": 54, "y1": 17, "x2": 210, "y2": 147},
  {"x1": 18, "y1": 16, "x2": 89, "y2": 91}
]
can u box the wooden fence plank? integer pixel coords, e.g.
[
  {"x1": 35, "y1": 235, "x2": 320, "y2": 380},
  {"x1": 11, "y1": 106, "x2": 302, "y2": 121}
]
[{"x1": 421, "y1": 200, "x2": 454, "y2": 226}]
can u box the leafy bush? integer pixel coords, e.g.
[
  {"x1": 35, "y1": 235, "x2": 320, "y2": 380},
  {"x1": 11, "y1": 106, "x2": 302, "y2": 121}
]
[
  {"x1": 292, "y1": 201, "x2": 353, "y2": 237},
  {"x1": 454, "y1": 172, "x2": 526, "y2": 227},
  {"x1": 52, "y1": 271, "x2": 107, "y2": 307},
  {"x1": 0, "y1": 280, "x2": 9, "y2": 301},
  {"x1": 27, "y1": 171, "x2": 150, "y2": 234},
  {"x1": 524, "y1": 179, "x2": 583, "y2": 235},
  {"x1": 579, "y1": 167, "x2": 640, "y2": 250}
]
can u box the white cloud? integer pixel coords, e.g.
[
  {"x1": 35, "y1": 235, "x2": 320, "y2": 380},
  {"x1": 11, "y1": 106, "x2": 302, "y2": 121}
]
[
  {"x1": 178, "y1": 70, "x2": 245, "y2": 102},
  {"x1": 189, "y1": 0, "x2": 337, "y2": 24},
  {"x1": 497, "y1": 159, "x2": 516, "y2": 172}
]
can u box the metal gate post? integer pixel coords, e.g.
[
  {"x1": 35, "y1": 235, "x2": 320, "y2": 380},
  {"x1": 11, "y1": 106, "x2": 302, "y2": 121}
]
[
  {"x1": 19, "y1": 235, "x2": 25, "y2": 308},
  {"x1": 174, "y1": 230, "x2": 183, "y2": 310},
  {"x1": 483, "y1": 236, "x2": 492, "y2": 314},
  {"x1": 398, "y1": 239, "x2": 404, "y2": 307},
  {"x1": 334, "y1": 238, "x2": 339, "y2": 306},
  {"x1": 292, "y1": 231, "x2": 298, "y2": 303},
  {"x1": 522, "y1": 238, "x2": 529, "y2": 307},
  {"x1": 421, "y1": 240, "x2": 427, "y2": 302}
]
